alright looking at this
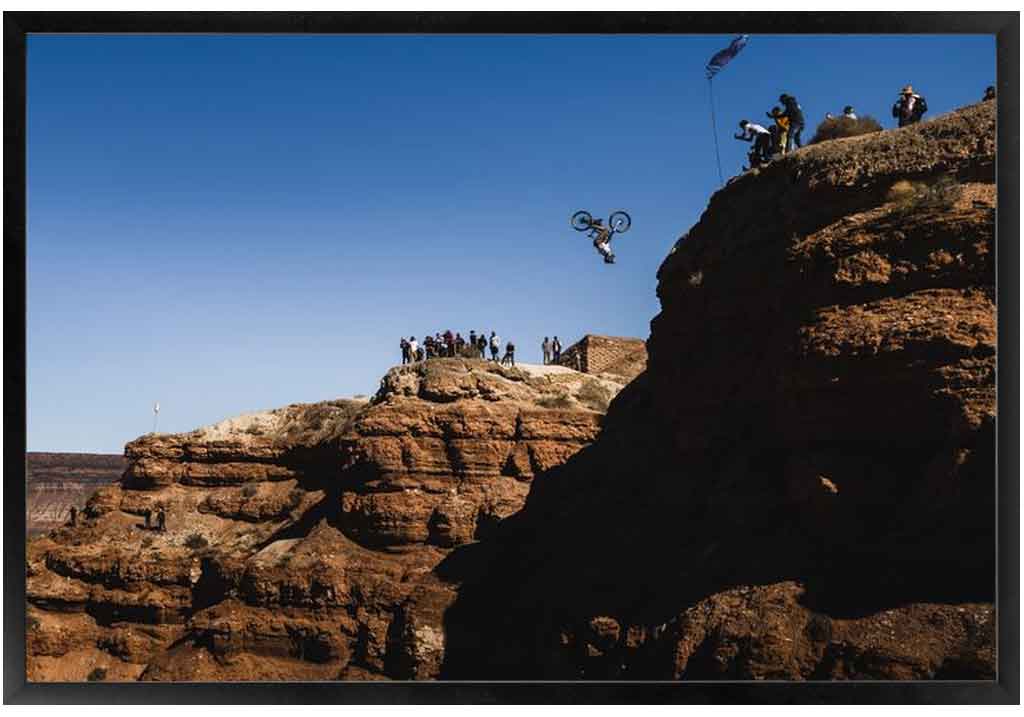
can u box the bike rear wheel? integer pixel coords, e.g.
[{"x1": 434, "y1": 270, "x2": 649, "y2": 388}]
[
  {"x1": 609, "y1": 210, "x2": 632, "y2": 234},
  {"x1": 571, "y1": 210, "x2": 594, "y2": 232}
]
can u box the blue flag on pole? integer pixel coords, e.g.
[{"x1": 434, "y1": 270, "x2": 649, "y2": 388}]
[{"x1": 705, "y1": 34, "x2": 749, "y2": 79}]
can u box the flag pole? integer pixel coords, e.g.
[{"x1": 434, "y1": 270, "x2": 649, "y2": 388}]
[{"x1": 708, "y1": 77, "x2": 725, "y2": 186}]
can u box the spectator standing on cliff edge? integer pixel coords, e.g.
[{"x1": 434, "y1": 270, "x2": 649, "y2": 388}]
[
  {"x1": 766, "y1": 106, "x2": 789, "y2": 157},
  {"x1": 552, "y1": 336, "x2": 563, "y2": 363},
  {"x1": 501, "y1": 341, "x2": 516, "y2": 367},
  {"x1": 408, "y1": 336, "x2": 419, "y2": 363},
  {"x1": 542, "y1": 337, "x2": 552, "y2": 365},
  {"x1": 893, "y1": 85, "x2": 928, "y2": 127},
  {"x1": 400, "y1": 337, "x2": 411, "y2": 365},
  {"x1": 489, "y1": 332, "x2": 501, "y2": 361},
  {"x1": 779, "y1": 93, "x2": 805, "y2": 152}
]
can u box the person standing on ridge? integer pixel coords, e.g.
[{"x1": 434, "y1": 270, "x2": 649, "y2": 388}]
[
  {"x1": 469, "y1": 330, "x2": 477, "y2": 354},
  {"x1": 779, "y1": 93, "x2": 805, "y2": 151},
  {"x1": 892, "y1": 85, "x2": 928, "y2": 127},
  {"x1": 477, "y1": 333, "x2": 487, "y2": 359},
  {"x1": 67, "y1": 506, "x2": 77, "y2": 527},
  {"x1": 156, "y1": 506, "x2": 167, "y2": 532},
  {"x1": 400, "y1": 337, "x2": 411, "y2": 365},
  {"x1": 501, "y1": 340, "x2": 516, "y2": 367},
  {"x1": 542, "y1": 336, "x2": 552, "y2": 365},
  {"x1": 552, "y1": 336, "x2": 563, "y2": 363},
  {"x1": 489, "y1": 331, "x2": 501, "y2": 362},
  {"x1": 766, "y1": 106, "x2": 790, "y2": 156},
  {"x1": 408, "y1": 336, "x2": 419, "y2": 363}
]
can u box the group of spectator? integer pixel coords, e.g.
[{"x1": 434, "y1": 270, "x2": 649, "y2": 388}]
[
  {"x1": 735, "y1": 84, "x2": 946, "y2": 169},
  {"x1": 400, "y1": 330, "x2": 518, "y2": 366},
  {"x1": 735, "y1": 92, "x2": 806, "y2": 167},
  {"x1": 540, "y1": 336, "x2": 564, "y2": 365}
]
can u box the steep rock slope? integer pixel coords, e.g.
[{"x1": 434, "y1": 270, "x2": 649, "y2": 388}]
[
  {"x1": 26, "y1": 359, "x2": 626, "y2": 681},
  {"x1": 437, "y1": 102, "x2": 996, "y2": 680}
]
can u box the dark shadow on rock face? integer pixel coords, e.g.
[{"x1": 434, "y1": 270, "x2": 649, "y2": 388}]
[{"x1": 438, "y1": 435, "x2": 994, "y2": 677}]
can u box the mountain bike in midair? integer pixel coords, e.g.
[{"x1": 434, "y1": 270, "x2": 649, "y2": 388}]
[{"x1": 570, "y1": 210, "x2": 632, "y2": 264}]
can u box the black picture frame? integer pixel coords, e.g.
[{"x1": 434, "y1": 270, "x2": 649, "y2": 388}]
[{"x1": 4, "y1": 11, "x2": 1019, "y2": 705}]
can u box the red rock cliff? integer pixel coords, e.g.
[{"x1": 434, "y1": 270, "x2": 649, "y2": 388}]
[
  {"x1": 437, "y1": 101, "x2": 996, "y2": 681},
  {"x1": 26, "y1": 360, "x2": 627, "y2": 681},
  {"x1": 27, "y1": 101, "x2": 996, "y2": 683}
]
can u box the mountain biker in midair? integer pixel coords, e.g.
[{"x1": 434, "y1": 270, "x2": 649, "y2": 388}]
[{"x1": 590, "y1": 219, "x2": 616, "y2": 264}]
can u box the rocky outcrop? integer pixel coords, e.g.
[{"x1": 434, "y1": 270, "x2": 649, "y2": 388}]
[
  {"x1": 26, "y1": 453, "x2": 126, "y2": 536},
  {"x1": 435, "y1": 102, "x2": 996, "y2": 680},
  {"x1": 27, "y1": 101, "x2": 996, "y2": 682},
  {"x1": 26, "y1": 359, "x2": 626, "y2": 681}
]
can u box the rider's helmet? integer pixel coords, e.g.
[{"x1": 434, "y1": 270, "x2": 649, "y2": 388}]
[
  {"x1": 739, "y1": 119, "x2": 749, "y2": 128},
  {"x1": 779, "y1": 93, "x2": 790, "y2": 103},
  {"x1": 843, "y1": 105, "x2": 854, "y2": 114}
]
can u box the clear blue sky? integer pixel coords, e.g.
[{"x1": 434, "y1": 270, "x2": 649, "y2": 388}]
[{"x1": 27, "y1": 34, "x2": 994, "y2": 452}]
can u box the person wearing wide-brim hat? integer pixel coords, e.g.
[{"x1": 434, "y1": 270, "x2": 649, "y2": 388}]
[{"x1": 892, "y1": 84, "x2": 928, "y2": 127}]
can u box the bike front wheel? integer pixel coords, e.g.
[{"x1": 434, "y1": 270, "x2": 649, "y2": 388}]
[
  {"x1": 609, "y1": 210, "x2": 631, "y2": 234},
  {"x1": 571, "y1": 210, "x2": 594, "y2": 232}
]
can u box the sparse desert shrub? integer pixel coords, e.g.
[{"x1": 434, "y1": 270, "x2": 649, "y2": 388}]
[
  {"x1": 887, "y1": 175, "x2": 962, "y2": 217},
  {"x1": 272, "y1": 400, "x2": 365, "y2": 447},
  {"x1": 87, "y1": 667, "x2": 107, "y2": 681},
  {"x1": 184, "y1": 533, "x2": 209, "y2": 551},
  {"x1": 809, "y1": 115, "x2": 883, "y2": 145},
  {"x1": 576, "y1": 381, "x2": 613, "y2": 412},
  {"x1": 536, "y1": 394, "x2": 574, "y2": 410},
  {"x1": 241, "y1": 484, "x2": 259, "y2": 498}
]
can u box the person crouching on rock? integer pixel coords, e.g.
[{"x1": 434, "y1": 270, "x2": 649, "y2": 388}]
[{"x1": 734, "y1": 120, "x2": 772, "y2": 167}]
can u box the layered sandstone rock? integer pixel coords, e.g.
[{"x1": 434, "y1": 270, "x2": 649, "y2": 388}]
[
  {"x1": 27, "y1": 101, "x2": 996, "y2": 683},
  {"x1": 26, "y1": 359, "x2": 624, "y2": 681},
  {"x1": 436, "y1": 102, "x2": 996, "y2": 680}
]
